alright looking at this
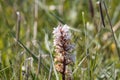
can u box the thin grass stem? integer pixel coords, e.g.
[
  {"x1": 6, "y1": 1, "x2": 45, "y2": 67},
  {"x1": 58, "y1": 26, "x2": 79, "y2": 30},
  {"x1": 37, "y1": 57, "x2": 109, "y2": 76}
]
[{"x1": 103, "y1": 1, "x2": 120, "y2": 59}]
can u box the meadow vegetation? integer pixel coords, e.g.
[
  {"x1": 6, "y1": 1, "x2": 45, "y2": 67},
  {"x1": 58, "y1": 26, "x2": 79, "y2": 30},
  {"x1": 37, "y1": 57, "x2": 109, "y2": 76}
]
[{"x1": 0, "y1": 0, "x2": 120, "y2": 80}]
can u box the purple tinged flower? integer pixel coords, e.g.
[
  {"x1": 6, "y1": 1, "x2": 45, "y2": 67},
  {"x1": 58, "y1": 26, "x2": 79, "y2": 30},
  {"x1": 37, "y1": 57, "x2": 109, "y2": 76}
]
[
  {"x1": 53, "y1": 24, "x2": 73, "y2": 55},
  {"x1": 53, "y1": 24, "x2": 75, "y2": 79}
]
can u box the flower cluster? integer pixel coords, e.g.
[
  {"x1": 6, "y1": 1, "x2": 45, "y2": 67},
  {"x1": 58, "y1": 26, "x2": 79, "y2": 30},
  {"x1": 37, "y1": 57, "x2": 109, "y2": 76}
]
[{"x1": 53, "y1": 24, "x2": 74, "y2": 79}]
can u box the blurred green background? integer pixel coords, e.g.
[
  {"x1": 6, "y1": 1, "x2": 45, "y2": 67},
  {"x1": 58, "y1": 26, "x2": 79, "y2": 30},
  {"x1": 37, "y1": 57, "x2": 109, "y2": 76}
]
[{"x1": 0, "y1": 0, "x2": 120, "y2": 80}]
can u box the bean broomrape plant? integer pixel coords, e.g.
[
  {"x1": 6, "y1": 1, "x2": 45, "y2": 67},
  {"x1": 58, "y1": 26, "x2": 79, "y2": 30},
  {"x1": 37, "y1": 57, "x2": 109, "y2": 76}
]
[{"x1": 53, "y1": 24, "x2": 75, "y2": 80}]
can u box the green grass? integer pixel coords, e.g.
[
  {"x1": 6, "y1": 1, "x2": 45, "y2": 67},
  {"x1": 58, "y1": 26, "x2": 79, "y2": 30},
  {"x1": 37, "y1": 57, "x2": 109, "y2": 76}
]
[{"x1": 0, "y1": 0, "x2": 120, "y2": 80}]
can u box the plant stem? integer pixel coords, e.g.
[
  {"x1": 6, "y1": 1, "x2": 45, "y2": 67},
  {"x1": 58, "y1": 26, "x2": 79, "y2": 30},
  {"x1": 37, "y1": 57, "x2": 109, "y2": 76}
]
[
  {"x1": 98, "y1": 1, "x2": 105, "y2": 27},
  {"x1": 16, "y1": 11, "x2": 21, "y2": 41},
  {"x1": 62, "y1": 56, "x2": 66, "y2": 80},
  {"x1": 33, "y1": 0, "x2": 38, "y2": 45},
  {"x1": 103, "y1": 1, "x2": 120, "y2": 59}
]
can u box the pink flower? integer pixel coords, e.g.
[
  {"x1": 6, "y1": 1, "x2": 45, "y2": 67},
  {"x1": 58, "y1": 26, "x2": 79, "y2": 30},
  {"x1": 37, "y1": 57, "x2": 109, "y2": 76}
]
[
  {"x1": 53, "y1": 24, "x2": 74, "y2": 79},
  {"x1": 53, "y1": 24, "x2": 74, "y2": 55}
]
